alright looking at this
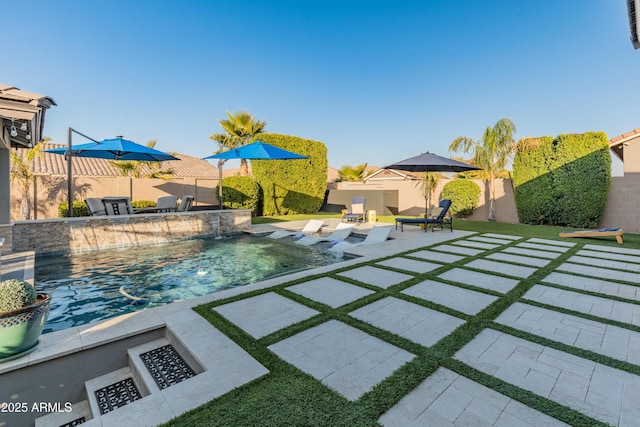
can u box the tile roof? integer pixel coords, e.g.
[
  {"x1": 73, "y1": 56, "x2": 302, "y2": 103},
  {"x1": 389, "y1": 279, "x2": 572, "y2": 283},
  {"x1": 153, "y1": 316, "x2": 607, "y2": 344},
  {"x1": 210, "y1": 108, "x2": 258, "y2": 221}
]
[
  {"x1": 609, "y1": 128, "x2": 640, "y2": 162},
  {"x1": 24, "y1": 143, "x2": 221, "y2": 178}
]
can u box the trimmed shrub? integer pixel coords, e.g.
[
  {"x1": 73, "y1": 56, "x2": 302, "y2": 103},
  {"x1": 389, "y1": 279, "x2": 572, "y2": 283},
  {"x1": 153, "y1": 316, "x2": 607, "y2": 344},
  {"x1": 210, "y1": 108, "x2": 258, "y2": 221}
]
[
  {"x1": 58, "y1": 201, "x2": 90, "y2": 217},
  {"x1": 251, "y1": 134, "x2": 328, "y2": 215},
  {"x1": 132, "y1": 200, "x2": 156, "y2": 209},
  {"x1": 441, "y1": 179, "x2": 481, "y2": 217},
  {"x1": 0, "y1": 279, "x2": 37, "y2": 312},
  {"x1": 513, "y1": 132, "x2": 611, "y2": 228},
  {"x1": 512, "y1": 136, "x2": 555, "y2": 225},
  {"x1": 216, "y1": 176, "x2": 262, "y2": 214}
]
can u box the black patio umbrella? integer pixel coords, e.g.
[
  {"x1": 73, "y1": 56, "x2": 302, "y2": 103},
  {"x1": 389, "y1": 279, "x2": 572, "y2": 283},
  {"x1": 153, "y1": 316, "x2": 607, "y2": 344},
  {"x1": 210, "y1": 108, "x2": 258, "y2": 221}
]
[{"x1": 383, "y1": 151, "x2": 482, "y2": 215}]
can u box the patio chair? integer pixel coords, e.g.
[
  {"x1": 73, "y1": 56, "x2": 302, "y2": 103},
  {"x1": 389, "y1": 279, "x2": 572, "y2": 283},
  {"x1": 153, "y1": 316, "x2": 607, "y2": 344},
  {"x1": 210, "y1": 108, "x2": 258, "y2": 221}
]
[
  {"x1": 424, "y1": 199, "x2": 453, "y2": 232},
  {"x1": 395, "y1": 199, "x2": 453, "y2": 232},
  {"x1": 295, "y1": 223, "x2": 355, "y2": 246},
  {"x1": 85, "y1": 198, "x2": 107, "y2": 216},
  {"x1": 342, "y1": 197, "x2": 366, "y2": 223},
  {"x1": 102, "y1": 197, "x2": 134, "y2": 216},
  {"x1": 329, "y1": 225, "x2": 392, "y2": 252},
  {"x1": 155, "y1": 195, "x2": 178, "y2": 212},
  {"x1": 177, "y1": 195, "x2": 194, "y2": 212},
  {"x1": 266, "y1": 219, "x2": 324, "y2": 239}
]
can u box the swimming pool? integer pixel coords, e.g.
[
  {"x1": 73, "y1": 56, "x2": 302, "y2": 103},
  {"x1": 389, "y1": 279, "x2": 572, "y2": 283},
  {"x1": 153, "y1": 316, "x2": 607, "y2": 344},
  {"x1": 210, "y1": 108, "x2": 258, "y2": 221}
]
[{"x1": 35, "y1": 234, "x2": 345, "y2": 333}]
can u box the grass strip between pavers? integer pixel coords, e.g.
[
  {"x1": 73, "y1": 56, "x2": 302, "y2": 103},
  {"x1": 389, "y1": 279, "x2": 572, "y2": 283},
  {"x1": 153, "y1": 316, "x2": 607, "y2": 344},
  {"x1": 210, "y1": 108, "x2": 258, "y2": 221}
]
[{"x1": 162, "y1": 224, "x2": 639, "y2": 427}]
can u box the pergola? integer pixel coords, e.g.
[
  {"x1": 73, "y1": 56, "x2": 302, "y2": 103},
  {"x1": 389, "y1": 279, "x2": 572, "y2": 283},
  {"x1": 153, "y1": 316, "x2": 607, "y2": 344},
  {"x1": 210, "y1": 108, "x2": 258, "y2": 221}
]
[{"x1": 0, "y1": 84, "x2": 56, "y2": 224}]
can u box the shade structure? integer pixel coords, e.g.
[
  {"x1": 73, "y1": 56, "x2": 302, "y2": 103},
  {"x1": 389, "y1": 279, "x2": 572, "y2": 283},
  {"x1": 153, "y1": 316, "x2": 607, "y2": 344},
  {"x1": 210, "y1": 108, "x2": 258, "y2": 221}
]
[
  {"x1": 383, "y1": 151, "x2": 482, "y2": 215},
  {"x1": 44, "y1": 133, "x2": 179, "y2": 217},
  {"x1": 44, "y1": 137, "x2": 179, "y2": 161},
  {"x1": 203, "y1": 141, "x2": 308, "y2": 161},
  {"x1": 203, "y1": 141, "x2": 308, "y2": 209}
]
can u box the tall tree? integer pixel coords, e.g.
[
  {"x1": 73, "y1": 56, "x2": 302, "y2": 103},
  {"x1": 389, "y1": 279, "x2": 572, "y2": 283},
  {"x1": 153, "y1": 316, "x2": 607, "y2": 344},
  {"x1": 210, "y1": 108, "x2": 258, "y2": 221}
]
[
  {"x1": 10, "y1": 141, "x2": 46, "y2": 219},
  {"x1": 110, "y1": 139, "x2": 174, "y2": 179},
  {"x1": 336, "y1": 163, "x2": 369, "y2": 182},
  {"x1": 209, "y1": 111, "x2": 267, "y2": 176},
  {"x1": 449, "y1": 118, "x2": 517, "y2": 221}
]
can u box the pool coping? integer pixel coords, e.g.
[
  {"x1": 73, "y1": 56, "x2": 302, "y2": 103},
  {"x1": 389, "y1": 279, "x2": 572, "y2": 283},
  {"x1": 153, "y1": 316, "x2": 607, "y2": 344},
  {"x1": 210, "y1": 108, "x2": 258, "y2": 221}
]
[
  {"x1": 0, "y1": 222, "x2": 473, "y2": 375},
  {"x1": 0, "y1": 222, "x2": 474, "y2": 426}
]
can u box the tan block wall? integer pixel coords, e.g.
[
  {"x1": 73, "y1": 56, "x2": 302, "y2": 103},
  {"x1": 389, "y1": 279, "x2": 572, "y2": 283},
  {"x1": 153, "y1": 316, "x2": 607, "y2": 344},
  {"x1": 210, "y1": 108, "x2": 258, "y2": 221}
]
[
  {"x1": 599, "y1": 174, "x2": 640, "y2": 233},
  {"x1": 11, "y1": 175, "x2": 220, "y2": 221},
  {"x1": 10, "y1": 210, "x2": 251, "y2": 255},
  {"x1": 339, "y1": 178, "x2": 521, "y2": 223}
]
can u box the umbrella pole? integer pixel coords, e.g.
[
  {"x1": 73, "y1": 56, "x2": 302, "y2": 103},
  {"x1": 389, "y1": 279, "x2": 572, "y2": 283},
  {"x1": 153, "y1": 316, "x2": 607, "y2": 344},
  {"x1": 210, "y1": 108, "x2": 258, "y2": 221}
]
[
  {"x1": 67, "y1": 128, "x2": 73, "y2": 217},
  {"x1": 424, "y1": 170, "x2": 429, "y2": 218},
  {"x1": 218, "y1": 159, "x2": 225, "y2": 210}
]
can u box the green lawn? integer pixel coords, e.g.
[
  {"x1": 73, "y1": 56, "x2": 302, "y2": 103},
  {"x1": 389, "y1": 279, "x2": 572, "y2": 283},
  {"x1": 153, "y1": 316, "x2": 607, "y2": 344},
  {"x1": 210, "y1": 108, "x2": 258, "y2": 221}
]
[{"x1": 163, "y1": 218, "x2": 638, "y2": 427}]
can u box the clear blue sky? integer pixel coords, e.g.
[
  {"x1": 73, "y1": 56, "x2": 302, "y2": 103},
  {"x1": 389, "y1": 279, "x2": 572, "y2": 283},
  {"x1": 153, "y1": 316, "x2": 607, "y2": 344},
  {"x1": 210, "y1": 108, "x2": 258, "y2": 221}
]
[{"x1": 3, "y1": 0, "x2": 638, "y2": 168}]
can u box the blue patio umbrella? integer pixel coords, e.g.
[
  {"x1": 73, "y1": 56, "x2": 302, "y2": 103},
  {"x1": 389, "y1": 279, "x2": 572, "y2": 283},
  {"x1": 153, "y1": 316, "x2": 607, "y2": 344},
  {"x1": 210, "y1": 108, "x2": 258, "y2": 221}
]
[
  {"x1": 44, "y1": 135, "x2": 179, "y2": 217},
  {"x1": 44, "y1": 137, "x2": 180, "y2": 161},
  {"x1": 203, "y1": 141, "x2": 308, "y2": 209},
  {"x1": 203, "y1": 141, "x2": 308, "y2": 161}
]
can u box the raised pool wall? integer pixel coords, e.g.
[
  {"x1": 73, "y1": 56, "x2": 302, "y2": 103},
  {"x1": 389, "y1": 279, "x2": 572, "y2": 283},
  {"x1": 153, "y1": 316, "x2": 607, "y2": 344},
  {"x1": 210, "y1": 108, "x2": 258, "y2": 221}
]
[{"x1": 2, "y1": 209, "x2": 251, "y2": 255}]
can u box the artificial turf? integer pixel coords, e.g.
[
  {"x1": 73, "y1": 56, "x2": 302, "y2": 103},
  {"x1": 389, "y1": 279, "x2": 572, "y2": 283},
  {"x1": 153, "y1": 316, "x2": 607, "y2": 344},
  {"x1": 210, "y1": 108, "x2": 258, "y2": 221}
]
[{"x1": 162, "y1": 219, "x2": 637, "y2": 427}]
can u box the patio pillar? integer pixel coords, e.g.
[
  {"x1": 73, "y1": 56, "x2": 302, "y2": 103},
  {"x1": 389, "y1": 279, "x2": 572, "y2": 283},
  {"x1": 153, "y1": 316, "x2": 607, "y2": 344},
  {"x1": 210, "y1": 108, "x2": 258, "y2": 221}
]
[{"x1": 0, "y1": 128, "x2": 11, "y2": 224}]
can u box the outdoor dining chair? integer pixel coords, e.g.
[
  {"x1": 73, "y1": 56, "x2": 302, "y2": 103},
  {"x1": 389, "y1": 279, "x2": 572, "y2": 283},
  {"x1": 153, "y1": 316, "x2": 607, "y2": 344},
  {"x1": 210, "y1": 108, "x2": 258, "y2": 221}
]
[
  {"x1": 102, "y1": 197, "x2": 134, "y2": 215},
  {"x1": 177, "y1": 195, "x2": 194, "y2": 212},
  {"x1": 155, "y1": 195, "x2": 178, "y2": 212}
]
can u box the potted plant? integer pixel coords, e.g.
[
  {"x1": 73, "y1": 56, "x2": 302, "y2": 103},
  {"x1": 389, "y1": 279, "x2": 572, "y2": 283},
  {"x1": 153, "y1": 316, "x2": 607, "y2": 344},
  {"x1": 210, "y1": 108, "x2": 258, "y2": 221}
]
[{"x1": 0, "y1": 279, "x2": 51, "y2": 362}]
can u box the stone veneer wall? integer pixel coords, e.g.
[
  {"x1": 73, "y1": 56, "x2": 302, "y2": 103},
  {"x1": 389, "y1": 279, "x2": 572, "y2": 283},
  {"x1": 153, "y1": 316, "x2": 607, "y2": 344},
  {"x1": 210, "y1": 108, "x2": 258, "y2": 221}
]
[{"x1": 9, "y1": 209, "x2": 251, "y2": 255}]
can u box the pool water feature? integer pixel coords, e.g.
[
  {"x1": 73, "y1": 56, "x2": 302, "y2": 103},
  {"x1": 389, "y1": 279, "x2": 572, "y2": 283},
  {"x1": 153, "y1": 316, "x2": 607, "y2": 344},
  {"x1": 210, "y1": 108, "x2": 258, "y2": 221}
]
[{"x1": 35, "y1": 234, "x2": 345, "y2": 333}]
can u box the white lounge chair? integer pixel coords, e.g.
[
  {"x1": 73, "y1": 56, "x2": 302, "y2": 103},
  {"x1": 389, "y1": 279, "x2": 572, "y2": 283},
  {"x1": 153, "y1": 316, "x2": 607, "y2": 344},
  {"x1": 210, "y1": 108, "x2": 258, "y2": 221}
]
[
  {"x1": 329, "y1": 226, "x2": 392, "y2": 252},
  {"x1": 295, "y1": 223, "x2": 355, "y2": 246},
  {"x1": 267, "y1": 219, "x2": 325, "y2": 239}
]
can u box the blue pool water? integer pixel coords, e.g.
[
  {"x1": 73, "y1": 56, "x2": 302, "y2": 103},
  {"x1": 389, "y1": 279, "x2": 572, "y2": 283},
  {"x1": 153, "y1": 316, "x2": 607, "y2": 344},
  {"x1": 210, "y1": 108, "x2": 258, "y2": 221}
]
[{"x1": 35, "y1": 235, "x2": 345, "y2": 333}]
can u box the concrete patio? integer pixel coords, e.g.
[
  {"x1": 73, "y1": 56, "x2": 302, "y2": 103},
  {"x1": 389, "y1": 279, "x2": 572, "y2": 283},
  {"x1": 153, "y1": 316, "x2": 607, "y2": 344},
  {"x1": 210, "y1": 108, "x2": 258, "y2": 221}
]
[{"x1": 2, "y1": 220, "x2": 640, "y2": 426}]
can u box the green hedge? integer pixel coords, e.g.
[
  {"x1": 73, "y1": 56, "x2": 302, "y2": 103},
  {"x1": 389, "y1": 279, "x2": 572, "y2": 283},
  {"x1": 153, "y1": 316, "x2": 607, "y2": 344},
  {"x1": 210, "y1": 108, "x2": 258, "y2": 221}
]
[
  {"x1": 216, "y1": 176, "x2": 262, "y2": 214},
  {"x1": 513, "y1": 132, "x2": 611, "y2": 228},
  {"x1": 251, "y1": 134, "x2": 327, "y2": 215},
  {"x1": 512, "y1": 136, "x2": 555, "y2": 225},
  {"x1": 58, "y1": 199, "x2": 157, "y2": 217},
  {"x1": 132, "y1": 200, "x2": 156, "y2": 208},
  {"x1": 441, "y1": 179, "x2": 481, "y2": 217},
  {"x1": 58, "y1": 201, "x2": 90, "y2": 217}
]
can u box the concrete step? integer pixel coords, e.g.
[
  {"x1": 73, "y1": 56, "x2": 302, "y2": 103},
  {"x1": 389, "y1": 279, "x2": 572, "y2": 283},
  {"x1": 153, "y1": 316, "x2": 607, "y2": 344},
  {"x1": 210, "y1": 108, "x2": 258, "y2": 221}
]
[
  {"x1": 34, "y1": 400, "x2": 93, "y2": 427},
  {"x1": 85, "y1": 366, "x2": 148, "y2": 419}
]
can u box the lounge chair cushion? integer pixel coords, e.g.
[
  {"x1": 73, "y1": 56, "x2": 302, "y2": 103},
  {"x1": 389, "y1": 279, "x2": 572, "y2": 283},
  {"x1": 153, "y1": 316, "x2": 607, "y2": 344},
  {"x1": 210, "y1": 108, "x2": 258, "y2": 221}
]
[
  {"x1": 266, "y1": 219, "x2": 324, "y2": 239},
  {"x1": 330, "y1": 226, "x2": 391, "y2": 252},
  {"x1": 295, "y1": 223, "x2": 355, "y2": 246}
]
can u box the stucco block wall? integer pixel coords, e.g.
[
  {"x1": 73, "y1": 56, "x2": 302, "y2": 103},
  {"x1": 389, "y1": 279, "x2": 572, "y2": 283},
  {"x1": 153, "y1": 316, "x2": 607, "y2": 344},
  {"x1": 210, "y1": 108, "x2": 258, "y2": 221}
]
[
  {"x1": 11, "y1": 175, "x2": 220, "y2": 221},
  {"x1": 337, "y1": 178, "x2": 520, "y2": 223}
]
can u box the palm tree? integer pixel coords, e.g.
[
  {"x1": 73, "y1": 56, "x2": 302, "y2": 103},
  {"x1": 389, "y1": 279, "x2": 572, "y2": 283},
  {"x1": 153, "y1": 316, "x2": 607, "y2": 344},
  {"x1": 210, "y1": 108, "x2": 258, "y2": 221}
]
[
  {"x1": 209, "y1": 111, "x2": 267, "y2": 176},
  {"x1": 336, "y1": 163, "x2": 369, "y2": 182},
  {"x1": 10, "y1": 141, "x2": 46, "y2": 220},
  {"x1": 449, "y1": 118, "x2": 517, "y2": 221},
  {"x1": 110, "y1": 139, "x2": 174, "y2": 179}
]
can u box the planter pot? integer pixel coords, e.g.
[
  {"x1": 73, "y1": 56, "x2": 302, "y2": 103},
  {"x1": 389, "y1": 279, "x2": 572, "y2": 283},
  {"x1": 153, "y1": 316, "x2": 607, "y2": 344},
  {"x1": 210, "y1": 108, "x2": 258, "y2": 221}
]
[{"x1": 0, "y1": 293, "x2": 51, "y2": 362}]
